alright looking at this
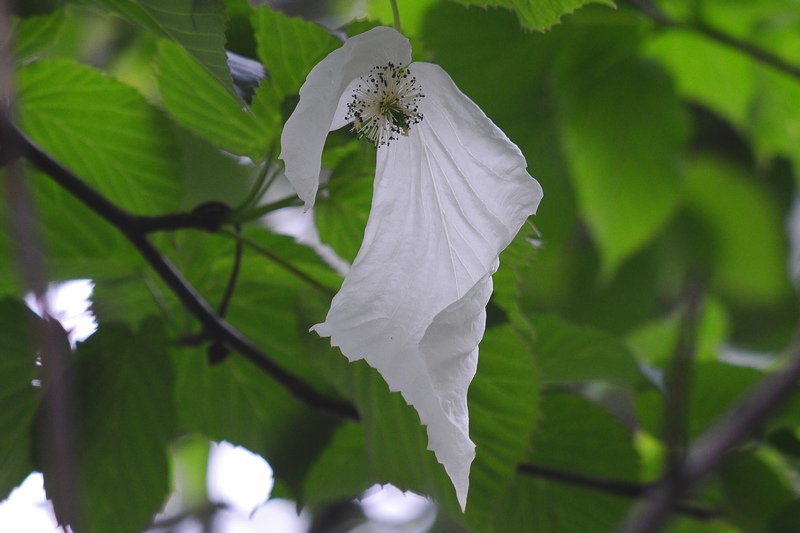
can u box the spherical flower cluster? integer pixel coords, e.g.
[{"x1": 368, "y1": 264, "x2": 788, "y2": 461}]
[{"x1": 345, "y1": 62, "x2": 424, "y2": 147}]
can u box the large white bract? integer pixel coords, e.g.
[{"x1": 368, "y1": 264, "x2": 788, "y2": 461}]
[{"x1": 280, "y1": 26, "x2": 543, "y2": 511}]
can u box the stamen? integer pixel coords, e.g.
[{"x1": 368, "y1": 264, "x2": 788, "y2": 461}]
[{"x1": 345, "y1": 62, "x2": 424, "y2": 147}]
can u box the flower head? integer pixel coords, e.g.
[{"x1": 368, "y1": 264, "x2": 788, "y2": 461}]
[
  {"x1": 279, "y1": 26, "x2": 543, "y2": 511},
  {"x1": 345, "y1": 62, "x2": 424, "y2": 146}
]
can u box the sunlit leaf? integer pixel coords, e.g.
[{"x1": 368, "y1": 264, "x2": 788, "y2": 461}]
[
  {"x1": 448, "y1": 0, "x2": 615, "y2": 31},
  {"x1": 683, "y1": 156, "x2": 791, "y2": 305},
  {"x1": 556, "y1": 31, "x2": 688, "y2": 277},
  {"x1": 16, "y1": 59, "x2": 182, "y2": 215},
  {"x1": 156, "y1": 40, "x2": 280, "y2": 160},
  {"x1": 251, "y1": 5, "x2": 340, "y2": 99},
  {"x1": 12, "y1": 9, "x2": 67, "y2": 61},
  {"x1": 135, "y1": 0, "x2": 242, "y2": 104},
  {"x1": 643, "y1": 31, "x2": 754, "y2": 130}
]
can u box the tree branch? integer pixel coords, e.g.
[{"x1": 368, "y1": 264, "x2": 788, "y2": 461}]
[
  {"x1": 131, "y1": 201, "x2": 232, "y2": 234},
  {"x1": 8, "y1": 123, "x2": 358, "y2": 421},
  {"x1": 617, "y1": 334, "x2": 800, "y2": 532},
  {"x1": 627, "y1": 0, "x2": 800, "y2": 81},
  {"x1": 518, "y1": 463, "x2": 723, "y2": 521}
]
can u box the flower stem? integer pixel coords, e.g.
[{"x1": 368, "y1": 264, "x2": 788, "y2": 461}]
[{"x1": 390, "y1": 0, "x2": 402, "y2": 32}]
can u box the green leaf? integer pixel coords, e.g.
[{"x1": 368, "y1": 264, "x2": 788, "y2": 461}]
[
  {"x1": 688, "y1": 361, "x2": 763, "y2": 438},
  {"x1": 636, "y1": 359, "x2": 767, "y2": 440},
  {"x1": 530, "y1": 315, "x2": 643, "y2": 386},
  {"x1": 720, "y1": 450, "x2": 795, "y2": 532},
  {"x1": 626, "y1": 297, "x2": 730, "y2": 367},
  {"x1": 643, "y1": 31, "x2": 755, "y2": 131},
  {"x1": 82, "y1": 0, "x2": 164, "y2": 35},
  {"x1": 556, "y1": 37, "x2": 688, "y2": 277},
  {"x1": 0, "y1": 171, "x2": 141, "y2": 298},
  {"x1": 42, "y1": 320, "x2": 177, "y2": 533},
  {"x1": 528, "y1": 393, "x2": 638, "y2": 479},
  {"x1": 12, "y1": 9, "x2": 67, "y2": 61},
  {"x1": 164, "y1": 234, "x2": 343, "y2": 495},
  {"x1": 772, "y1": 501, "x2": 800, "y2": 533},
  {"x1": 173, "y1": 350, "x2": 341, "y2": 498},
  {"x1": 107, "y1": 0, "x2": 242, "y2": 104},
  {"x1": 465, "y1": 325, "x2": 540, "y2": 530},
  {"x1": 314, "y1": 147, "x2": 376, "y2": 263},
  {"x1": 251, "y1": 6, "x2": 340, "y2": 100},
  {"x1": 170, "y1": 435, "x2": 212, "y2": 511},
  {"x1": 492, "y1": 228, "x2": 541, "y2": 329},
  {"x1": 496, "y1": 393, "x2": 639, "y2": 532},
  {"x1": 363, "y1": 0, "x2": 439, "y2": 35},
  {"x1": 156, "y1": 39, "x2": 280, "y2": 160},
  {"x1": 16, "y1": 59, "x2": 182, "y2": 215},
  {"x1": 752, "y1": 66, "x2": 800, "y2": 176},
  {"x1": 0, "y1": 298, "x2": 40, "y2": 499},
  {"x1": 683, "y1": 156, "x2": 791, "y2": 305},
  {"x1": 447, "y1": 0, "x2": 615, "y2": 31},
  {"x1": 303, "y1": 421, "x2": 375, "y2": 504}
]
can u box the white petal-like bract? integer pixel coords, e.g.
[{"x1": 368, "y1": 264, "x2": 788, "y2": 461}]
[
  {"x1": 280, "y1": 27, "x2": 411, "y2": 210},
  {"x1": 308, "y1": 55, "x2": 543, "y2": 510}
]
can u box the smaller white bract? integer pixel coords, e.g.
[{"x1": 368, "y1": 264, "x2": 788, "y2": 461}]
[{"x1": 280, "y1": 26, "x2": 543, "y2": 511}]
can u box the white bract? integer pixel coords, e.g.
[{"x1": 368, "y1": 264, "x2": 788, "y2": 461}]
[{"x1": 280, "y1": 26, "x2": 543, "y2": 511}]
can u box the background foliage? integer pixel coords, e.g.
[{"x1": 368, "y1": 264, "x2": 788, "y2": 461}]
[{"x1": 2, "y1": 0, "x2": 800, "y2": 531}]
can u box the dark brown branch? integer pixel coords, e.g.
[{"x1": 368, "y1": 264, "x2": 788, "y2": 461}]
[
  {"x1": 9, "y1": 123, "x2": 358, "y2": 421},
  {"x1": 221, "y1": 229, "x2": 338, "y2": 298},
  {"x1": 131, "y1": 201, "x2": 232, "y2": 234},
  {"x1": 617, "y1": 334, "x2": 800, "y2": 532},
  {"x1": 518, "y1": 463, "x2": 723, "y2": 521},
  {"x1": 628, "y1": 0, "x2": 800, "y2": 81}
]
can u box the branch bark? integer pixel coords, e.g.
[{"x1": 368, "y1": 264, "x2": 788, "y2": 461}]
[{"x1": 617, "y1": 335, "x2": 800, "y2": 532}]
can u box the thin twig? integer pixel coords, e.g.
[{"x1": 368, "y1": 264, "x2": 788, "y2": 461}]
[
  {"x1": 218, "y1": 229, "x2": 338, "y2": 298},
  {"x1": 9, "y1": 123, "x2": 358, "y2": 421},
  {"x1": 206, "y1": 224, "x2": 244, "y2": 364},
  {"x1": 628, "y1": 0, "x2": 800, "y2": 81},
  {"x1": 618, "y1": 335, "x2": 800, "y2": 532},
  {"x1": 217, "y1": 225, "x2": 243, "y2": 318},
  {"x1": 389, "y1": 0, "x2": 402, "y2": 33},
  {"x1": 518, "y1": 463, "x2": 723, "y2": 521}
]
